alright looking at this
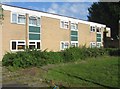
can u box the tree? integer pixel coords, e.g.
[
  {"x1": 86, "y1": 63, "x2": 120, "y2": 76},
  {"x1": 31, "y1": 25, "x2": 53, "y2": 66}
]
[{"x1": 87, "y1": 2, "x2": 120, "y2": 39}]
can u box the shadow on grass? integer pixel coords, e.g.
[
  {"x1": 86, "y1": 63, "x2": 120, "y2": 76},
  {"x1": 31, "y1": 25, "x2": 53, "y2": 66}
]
[{"x1": 55, "y1": 70, "x2": 118, "y2": 89}]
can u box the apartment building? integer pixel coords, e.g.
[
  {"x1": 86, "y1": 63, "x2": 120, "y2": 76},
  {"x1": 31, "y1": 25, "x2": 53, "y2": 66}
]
[{"x1": 0, "y1": 4, "x2": 111, "y2": 61}]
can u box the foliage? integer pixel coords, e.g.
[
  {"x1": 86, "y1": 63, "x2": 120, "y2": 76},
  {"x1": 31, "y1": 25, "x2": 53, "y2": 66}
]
[
  {"x1": 2, "y1": 47, "x2": 119, "y2": 68},
  {"x1": 88, "y1": 2, "x2": 120, "y2": 39}
]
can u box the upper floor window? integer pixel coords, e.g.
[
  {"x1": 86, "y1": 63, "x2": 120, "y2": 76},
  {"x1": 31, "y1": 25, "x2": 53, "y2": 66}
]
[
  {"x1": 12, "y1": 13, "x2": 17, "y2": 23},
  {"x1": 60, "y1": 21, "x2": 69, "y2": 29},
  {"x1": 18, "y1": 14, "x2": 26, "y2": 24},
  {"x1": 71, "y1": 23, "x2": 78, "y2": 30},
  {"x1": 11, "y1": 13, "x2": 26, "y2": 24},
  {"x1": 96, "y1": 27, "x2": 101, "y2": 33},
  {"x1": 90, "y1": 26, "x2": 96, "y2": 32},
  {"x1": 29, "y1": 16, "x2": 40, "y2": 26}
]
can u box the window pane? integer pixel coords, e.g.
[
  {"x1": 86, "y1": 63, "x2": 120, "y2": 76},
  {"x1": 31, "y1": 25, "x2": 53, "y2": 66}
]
[
  {"x1": 29, "y1": 26, "x2": 40, "y2": 33},
  {"x1": 12, "y1": 41, "x2": 16, "y2": 50},
  {"x1": 37, "y1": 17, "x2": 40, "y2": 26},
  {"x1": 71, "y1": 31, "x2": 78, "y2": 35},
  {"x1": 29, "y1": 34, "x2": 40, "y2": 40},
  {"x1": 71, "y1": 37, "x2": 78, "y2": 41},
  {"x1": 97, "y1": 34, "x2": 101, "y2": 37},
  {"x1": 12, "y1": 13, "x2": 17, "y2": 23},
  {"x1": 29, "y1": 17, "x2": 37, "y2": 25},
  {"x1": 97, "y1": 38, "x2": 101, "y2": 42},
  {"x1": 29, "y1": 45, "x2": 35, "y2": 49},
  {"x1": 71, "y1": 23, "x2": 78, "y2": 30},
  {"x1": 18, "y1": 15, "x2": 25, "y2": 23},
  {"x1": 61, "y1": 42, "x2": 64, "y2": 49},
  {"x1": 97, "y1": 43, "x2": 101, "y2": 48},
  {"x1": 18, "y1": 45, "x2": 25, "y2": 50},
  {"x1": 37, "y1": 42, "x2": 40, "y2": 49}
]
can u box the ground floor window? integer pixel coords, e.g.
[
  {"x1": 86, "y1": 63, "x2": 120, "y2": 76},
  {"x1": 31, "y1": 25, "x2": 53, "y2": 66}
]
[
  {"x1": 96, "y1": 42, "x2": 101, "y2": 48},
  {"x1": 29, "y1": 40, "x2": 41, "y2": 50},
  {"x1": 71, "y1": 41, "x2": 78, "y2": 47},
  {"x1": 60, "y1": 41, "x2": 69, "y2": 50},
  {"x1": 10, "y1": 40, "x2": 26, "y2": 51},
  {"x1": 90, "y1": 42, "x2": 96, "y2": 48}
]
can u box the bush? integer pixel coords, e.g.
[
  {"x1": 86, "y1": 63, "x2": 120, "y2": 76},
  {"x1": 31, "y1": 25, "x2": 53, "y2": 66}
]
[{"x1": 2, "y1": 47, "x2": 119, "y2": 68}]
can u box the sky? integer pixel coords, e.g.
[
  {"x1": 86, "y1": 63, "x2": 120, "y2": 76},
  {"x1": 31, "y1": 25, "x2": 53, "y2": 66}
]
[{"x1": 2, "y1": 1, "x2": 98, "y2": 20}]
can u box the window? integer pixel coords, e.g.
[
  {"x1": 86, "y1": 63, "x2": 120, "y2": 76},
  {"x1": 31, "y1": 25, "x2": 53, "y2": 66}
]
[
  {"x1": 29, "y1": 26, "x2": 41, "y2": 40},
  {"x1": 10, "y1": 40, "x2": 26, "y2": 51},
  {"x1": 96, "y1": 42, "x2": 101, "y2": 48},
  {"x1": 90, "y1": 26, "x2": 96, "y2": 32},
  {"x1": 12, "y1": 13, "x2": 17, "y2": 23},
  {"x1": 71, "y1": 42, "x2": 78, "y2": 47},
  {"x1": 97, "y1": 34, "x2": 101, "y2": 42},
  {"x1": 29, "y1": 16, "x2": 40, "y2": 26},
  {"x1": 18, "y1": 14, "x2": 26, "y2": 24},
  {"x1": 60, "y1": 41, "x2": 69, "y2": 50},
  {"x1": 60, "y1": 21, "x2": 69, "y2": 29},
  {"x1": 12, "y1": 41, "x2": 16, "y2": 50},
  {"x1": 11, "y1": 13, "x2": 26, "y2": 24},
  {"x1": 29, "y1": 41, "x2": 41, "y2": 50},
  {"x1": 96, "y1": 27, "x2": 101, "y2": 33},
  {"x1": 71, "y1": 23, "x2": 78, "y2": 30},
  {"x1": 90, "y1": 42, "x2": 96, "y2": 48},
  {"x1": 29, "y1": 33, "x2": 40, "y2": 40},
  {"x1": 71, "y1": 31, "x2": 78, "y2": 41}
]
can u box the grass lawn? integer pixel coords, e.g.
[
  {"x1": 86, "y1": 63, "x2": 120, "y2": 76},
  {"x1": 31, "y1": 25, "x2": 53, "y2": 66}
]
[
  {"x1": 43, "y1": 56, "x2": 119, "y2": 88},
  {"x1": 2, "y1": 56, "x2": 119, "y2": 88}
]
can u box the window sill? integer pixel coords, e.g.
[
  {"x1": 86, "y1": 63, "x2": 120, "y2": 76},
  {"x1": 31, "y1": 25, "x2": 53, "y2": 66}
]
[{"x1": 11, "y1": 22, "x2": 26, "y2": 25}]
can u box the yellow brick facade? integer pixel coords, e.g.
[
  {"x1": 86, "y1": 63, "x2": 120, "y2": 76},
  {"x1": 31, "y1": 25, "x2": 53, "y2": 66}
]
[{"x1": 0, "y1": 4, "x2": 111, "y2": 61}]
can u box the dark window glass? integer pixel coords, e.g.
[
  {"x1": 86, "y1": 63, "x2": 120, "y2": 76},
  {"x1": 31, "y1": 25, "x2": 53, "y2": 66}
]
[
  {"x1": 29, "y1": 45, "x2": 35, "y2": 49},
  {"x1": 12, "y1": 41, "x2": 16, "y2": 50},
  {"x1": 18, "y1": 45, "x2": 25, "y2": 50},
  {"x1": 37, "y1": 42, "x2": 40, "y2": 49}
]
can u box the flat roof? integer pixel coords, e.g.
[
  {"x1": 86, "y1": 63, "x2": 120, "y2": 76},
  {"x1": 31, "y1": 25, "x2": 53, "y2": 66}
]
[{"x1": 1, "y1": 3, "x2": 106, "y2": 27}]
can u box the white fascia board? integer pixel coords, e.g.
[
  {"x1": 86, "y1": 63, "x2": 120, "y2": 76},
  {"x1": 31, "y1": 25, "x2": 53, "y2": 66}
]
[
  {"x1": 2, "y1": 5, "x2": 106, "y2": 27},
  {"x1": 106, "y1": 27, "x2": 110, "y2": 30},
  {"x1": 88, "y1": 21, "x2": 106, "y2": 28}
]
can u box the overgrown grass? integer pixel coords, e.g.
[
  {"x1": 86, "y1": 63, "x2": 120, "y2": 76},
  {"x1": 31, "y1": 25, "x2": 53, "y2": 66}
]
[{"x1": 44, "y1": 56, "x2": 119, "y2": 88}]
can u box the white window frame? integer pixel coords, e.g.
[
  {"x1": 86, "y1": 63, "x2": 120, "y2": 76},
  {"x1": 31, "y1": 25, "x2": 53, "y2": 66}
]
[
  {"x1": 60, "y1": 20, "x2": 69, "y2": 29},
  {"x1": 71, "y1": 41, "x2": 78, "y2": 47},
  {"x1": 96, "y1": 33, "x2": 102, "y2": 42},
  {"x1": 71, "y1": 23, "x2": 78, "y2": 31},
  {"x1": 60, "y1": 41, "x2": 69, "y2": 50},
  {"x1": 28, "y1": 40, "x2": 41, "y2": 50},
  {"x1": 90, "y1": 26, "x2": 96, "y2": 32},
  {"x1": 96, "y1": 42, "x2": 101, "y2": 48},
  {"x1": 11, "y1": 12, "x2": 26, "y2": 24},
  {"x1": 18, "y1": 14, "x2": 26, "y2": 24},
  {"x1": 96, "y1": 27, "x2": 101, "y2": 33},
  {"x1": 90, "y1": 42, "x2": 96, "y2": 48},
  {"x1": 10, "y1": 40, "x2": 26, "y2": 51},
  {"x1": 29, "y1": 16, "x2": 40, "y2": 27}
]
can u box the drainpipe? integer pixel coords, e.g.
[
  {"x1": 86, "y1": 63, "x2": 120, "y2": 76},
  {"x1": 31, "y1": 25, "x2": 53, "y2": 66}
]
[
  {"x1": 119, "y1": 20, "x2": 120, "y2": 48},
  {"x1": 26, "y1": 13, "x2": 29, "y2": 48},
  {"x1": 0, "y1": 4, "x2": 3, "y2": 61}
]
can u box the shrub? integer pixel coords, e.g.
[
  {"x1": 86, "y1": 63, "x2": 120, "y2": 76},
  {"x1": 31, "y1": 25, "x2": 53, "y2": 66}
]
[{"x1": 2, "y1": 47, "x2": 119, "y2": 68}]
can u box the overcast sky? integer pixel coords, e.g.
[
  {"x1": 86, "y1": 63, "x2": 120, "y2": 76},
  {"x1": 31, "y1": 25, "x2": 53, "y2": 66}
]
[{"x1": 2, "y1": 1, "x2": 99, "y2": 20}]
